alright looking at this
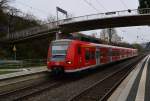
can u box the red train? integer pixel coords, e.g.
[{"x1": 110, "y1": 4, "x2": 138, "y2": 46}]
[{"x1": 47, "y1": 39, "x2": 138, "y2": 73}]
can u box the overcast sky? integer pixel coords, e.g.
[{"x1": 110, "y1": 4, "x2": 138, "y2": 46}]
[{"x1": 10, "y1": 0, "x2": 150, "y2": 43}]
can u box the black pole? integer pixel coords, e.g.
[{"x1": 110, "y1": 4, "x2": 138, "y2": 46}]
[
  {"x1": 56, "y1": 7, "x2": 59, "y2": 40},
  {"x1": 108, "y1": 28, "x2": 112, "y2": 44}
]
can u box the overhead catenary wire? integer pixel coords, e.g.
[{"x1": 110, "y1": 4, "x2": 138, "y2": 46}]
[
  {"x1": 95, "y1": 0, "x2": 108, "y2": 12},
  {"x1": 119, "y1": 0, "x2": 129, "y2": 9},
  {"x1": 15, "y1": 1, "x2": 50, "y2": 15},
  {"x1": 83, "y1": 0, "x2": 100, "y2": 13}
]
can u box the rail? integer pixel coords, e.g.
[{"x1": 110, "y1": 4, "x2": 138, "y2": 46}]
[
  {"x1": 0, "y1": 71, "x2": 49, "y2": 99},
  {"x1": 69, "y1": 55, "x2": 145, "y2": 101}
]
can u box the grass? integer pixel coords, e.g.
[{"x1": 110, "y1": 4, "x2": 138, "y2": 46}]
[
  {"x1": 0, "y1": 71, "x2": 18, "y2": 75},
  {"x1": 0, "y1": 60, "x2": 46, "y2": 69},
  {"x1": 0, "y1": 64, "x2": 46, "y2": 69}
]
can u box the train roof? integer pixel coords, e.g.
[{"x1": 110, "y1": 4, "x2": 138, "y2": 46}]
[
  {"x1": 52, "y1": 39, "x2": 137, "y2": 50},
  {"x1": 93, "y1": 43, "x2": 136, "y2": 50},
  {"x1": 51, "y1": 39, "x2": 72, "y2": 43}
]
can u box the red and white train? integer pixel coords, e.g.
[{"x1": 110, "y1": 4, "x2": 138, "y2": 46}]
[{"x1": 47, "y1": 39, "x2": 138, "y2": 73}]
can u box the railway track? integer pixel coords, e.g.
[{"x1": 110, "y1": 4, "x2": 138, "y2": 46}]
[
  {"x1": 0, "y1": 80, "x2": 64, "y2": 101},
  {"x1": 0, "y1": 55, "x2": 145, "y2": 101},
  {"x1": 0, "y1": 71, "x2": 50, "y2": 93},
  {"x1": 69, "y1": 56, "x2": 144, "y2": 101},
  {"x1": 0, "y1": 73, "x2": 75, "y2": 101},
  {"x1": 0, "y1": 71, "x2": 51, "y2": 101}
]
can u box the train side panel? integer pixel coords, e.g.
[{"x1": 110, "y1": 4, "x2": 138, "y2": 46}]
[
  {"x1": 100, "y1": 47, "x2": 110, "y2": 64},
  {"x1": 47, "y1": 39, "x2": 138, "y2": 73}
]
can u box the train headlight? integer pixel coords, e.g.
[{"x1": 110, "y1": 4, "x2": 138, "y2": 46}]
[{"x1": 66, "y1": 61, "x2": 72, "y2": 64}]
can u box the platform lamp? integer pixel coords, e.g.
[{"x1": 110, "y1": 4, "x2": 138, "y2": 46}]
[{"x1": 13, "y1": 45, "x2": 16, "y2": 60}]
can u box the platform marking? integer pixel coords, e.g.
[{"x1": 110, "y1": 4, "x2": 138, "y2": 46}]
[
  {"x1": 116, "y1": 56, "x2": 149, "y2": 101},
  {"x1": 108, "y1": 60, "x2": 144, "y2": 101},
  {"x1": 135, "y1": 55, "x2": 150, "y2": 101}
]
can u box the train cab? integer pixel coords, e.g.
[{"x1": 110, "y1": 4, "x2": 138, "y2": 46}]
[{"x1": 47, "y1": 39, "x2": 72, "y2": 73}]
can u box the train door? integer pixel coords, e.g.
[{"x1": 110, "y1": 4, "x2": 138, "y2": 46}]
[
  {"x1": 109, "y1": 48, "x2": 112, "y2": 62},
  {"x1": 85, "y1": 48, "x2": 90, "y2": 66},
  {"x1": 96, "y1": 47, "x2": 100, "y2": 65},
  {"x1": 77, "y1": 45, "x2": 82, "y2": 68}
]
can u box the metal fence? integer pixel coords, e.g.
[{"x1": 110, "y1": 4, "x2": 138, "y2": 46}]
[
  {"x1": 0, "y1": 59, "x2": 47, "y2": 69},
  {"x1": 58, "y1": 8, "x2": 150, "y2": 24}
]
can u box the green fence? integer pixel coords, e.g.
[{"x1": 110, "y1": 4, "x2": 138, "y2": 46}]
[{"x1": 0, "y1": 59, "x2": 47, "y2": 69}]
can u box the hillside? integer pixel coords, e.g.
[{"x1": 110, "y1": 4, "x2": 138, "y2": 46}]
[{"x1": 0, "y1": 10, "x2": 39, "y2": 37}]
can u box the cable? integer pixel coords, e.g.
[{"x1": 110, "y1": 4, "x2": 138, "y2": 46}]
[
  {"x1": 95, "y1": 0, "x2": 108, "y2": 12},
  {"x1": 15, "y1": 1, "x2": 49, "y2": 15},
  {"x1": 119, "y1": 0, "x2": 128, "y2": 9},
  {"x1": 83, "y1": 0, "x2": 100, "y2": 13}
]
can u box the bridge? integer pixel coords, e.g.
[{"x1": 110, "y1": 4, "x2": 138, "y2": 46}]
[{"x1": 1, "y1": 8, "x2": 150, "y2": 43}]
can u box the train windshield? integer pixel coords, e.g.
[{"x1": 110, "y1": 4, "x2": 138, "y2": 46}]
[{"x1": 51, "y1": 41, "x2": 70, "y2": 61}]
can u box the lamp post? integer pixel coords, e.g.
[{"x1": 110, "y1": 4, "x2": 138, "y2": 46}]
[
  {"x1": 13, "y1": 45, "x2": 16, "y2": 60},
  {"x1": 56, "y1": 7, "x2": 68, "y2": 40},
  {"x1": 7, "y1": 13, "x2": 10, "y2": 38},
  {"x1": 108, "y1": 28, "x2": 112, "y2": 44}
]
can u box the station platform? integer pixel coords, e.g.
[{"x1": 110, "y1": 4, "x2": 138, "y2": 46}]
[
  {"x1": 108, "y1": 55, "x2": 150, "y2": 101},
  {"x1": 0, "y1": 66, "x2": 47, "y2": 80}
]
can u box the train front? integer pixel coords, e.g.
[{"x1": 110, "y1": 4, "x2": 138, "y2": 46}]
[{"x1": 47, "y1": 39, "x2": 72, "y2": 74}]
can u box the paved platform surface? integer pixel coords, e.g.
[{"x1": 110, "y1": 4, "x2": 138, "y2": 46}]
[
  {"x1": 0, "y1": 66, "x2": 47, "y2": 80},
  {"x1": 108, "y1": 55, "x2": 150, "y2": 101}
]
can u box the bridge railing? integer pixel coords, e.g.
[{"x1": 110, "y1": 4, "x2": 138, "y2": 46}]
[
  {"x1": 3, "y1": 8, "x2": 150, "y2": 41},
  {"x1": 3, "y1": 22, "x2": 57, "y2": 41},
  {"x1": 58, "y1": 8, "x2": 150, "y2": 25}
]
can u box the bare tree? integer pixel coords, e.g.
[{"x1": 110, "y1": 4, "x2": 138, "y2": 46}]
[
  {"x1": 67, "y1": 13, "x2": 74, "y2": 18},
  {"x1": 46, "y1": 12, "x2": 74, "y2": 23},
  {"x1": 8, "y1": 7, "x2": 20, "y2": 16},
  {"x1": 47, "y1": 15, "x2": 56, "y2": 23},
  {"x1": 100, "y1": 28, "x2": 117, "y2": 43},
  {"x1": 0, "y1": 0, "x2": 13, "y2": 12},
  {"x1": 0, "y1": 0, "x2": 9, "y2": 8}
]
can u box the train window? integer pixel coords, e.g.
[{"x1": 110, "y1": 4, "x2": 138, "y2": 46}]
[
  {"x1": 108, "y1": 52, "x2": 112, "y2": 56},
  {"x1": 118, "y1": 51, "x2": 120, "y2": 56},
  {"x1": 52, "y1": 45, "x2": 68, "y2": 55},
  {"x1": 78, "y1": 46, "x2": 81, "y2": 54},
  {"x1": 85, "y1": 50, "x2": 90, "y2": 61},
  {"x1": 112, "y1": 50, "x2": 119, "y2": 56},
  {"x1": 51, "y1": 43, "x2": 69, "y2": 61},
  {"x1": 109, "y1": 48, "x2": 112, "y2": 56},
  {"x1": 91, "y1": 51, "x2": 95, "y2": 59},
  {"x1": 96, "y1": 51, "x2": 100, "y2": 58},
  {"x1": 100, "y1": 51, "x2": 105, "y2": 56},
  {"x1": 112, "y1": 51, "x2": 117, "y2": 56}
]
